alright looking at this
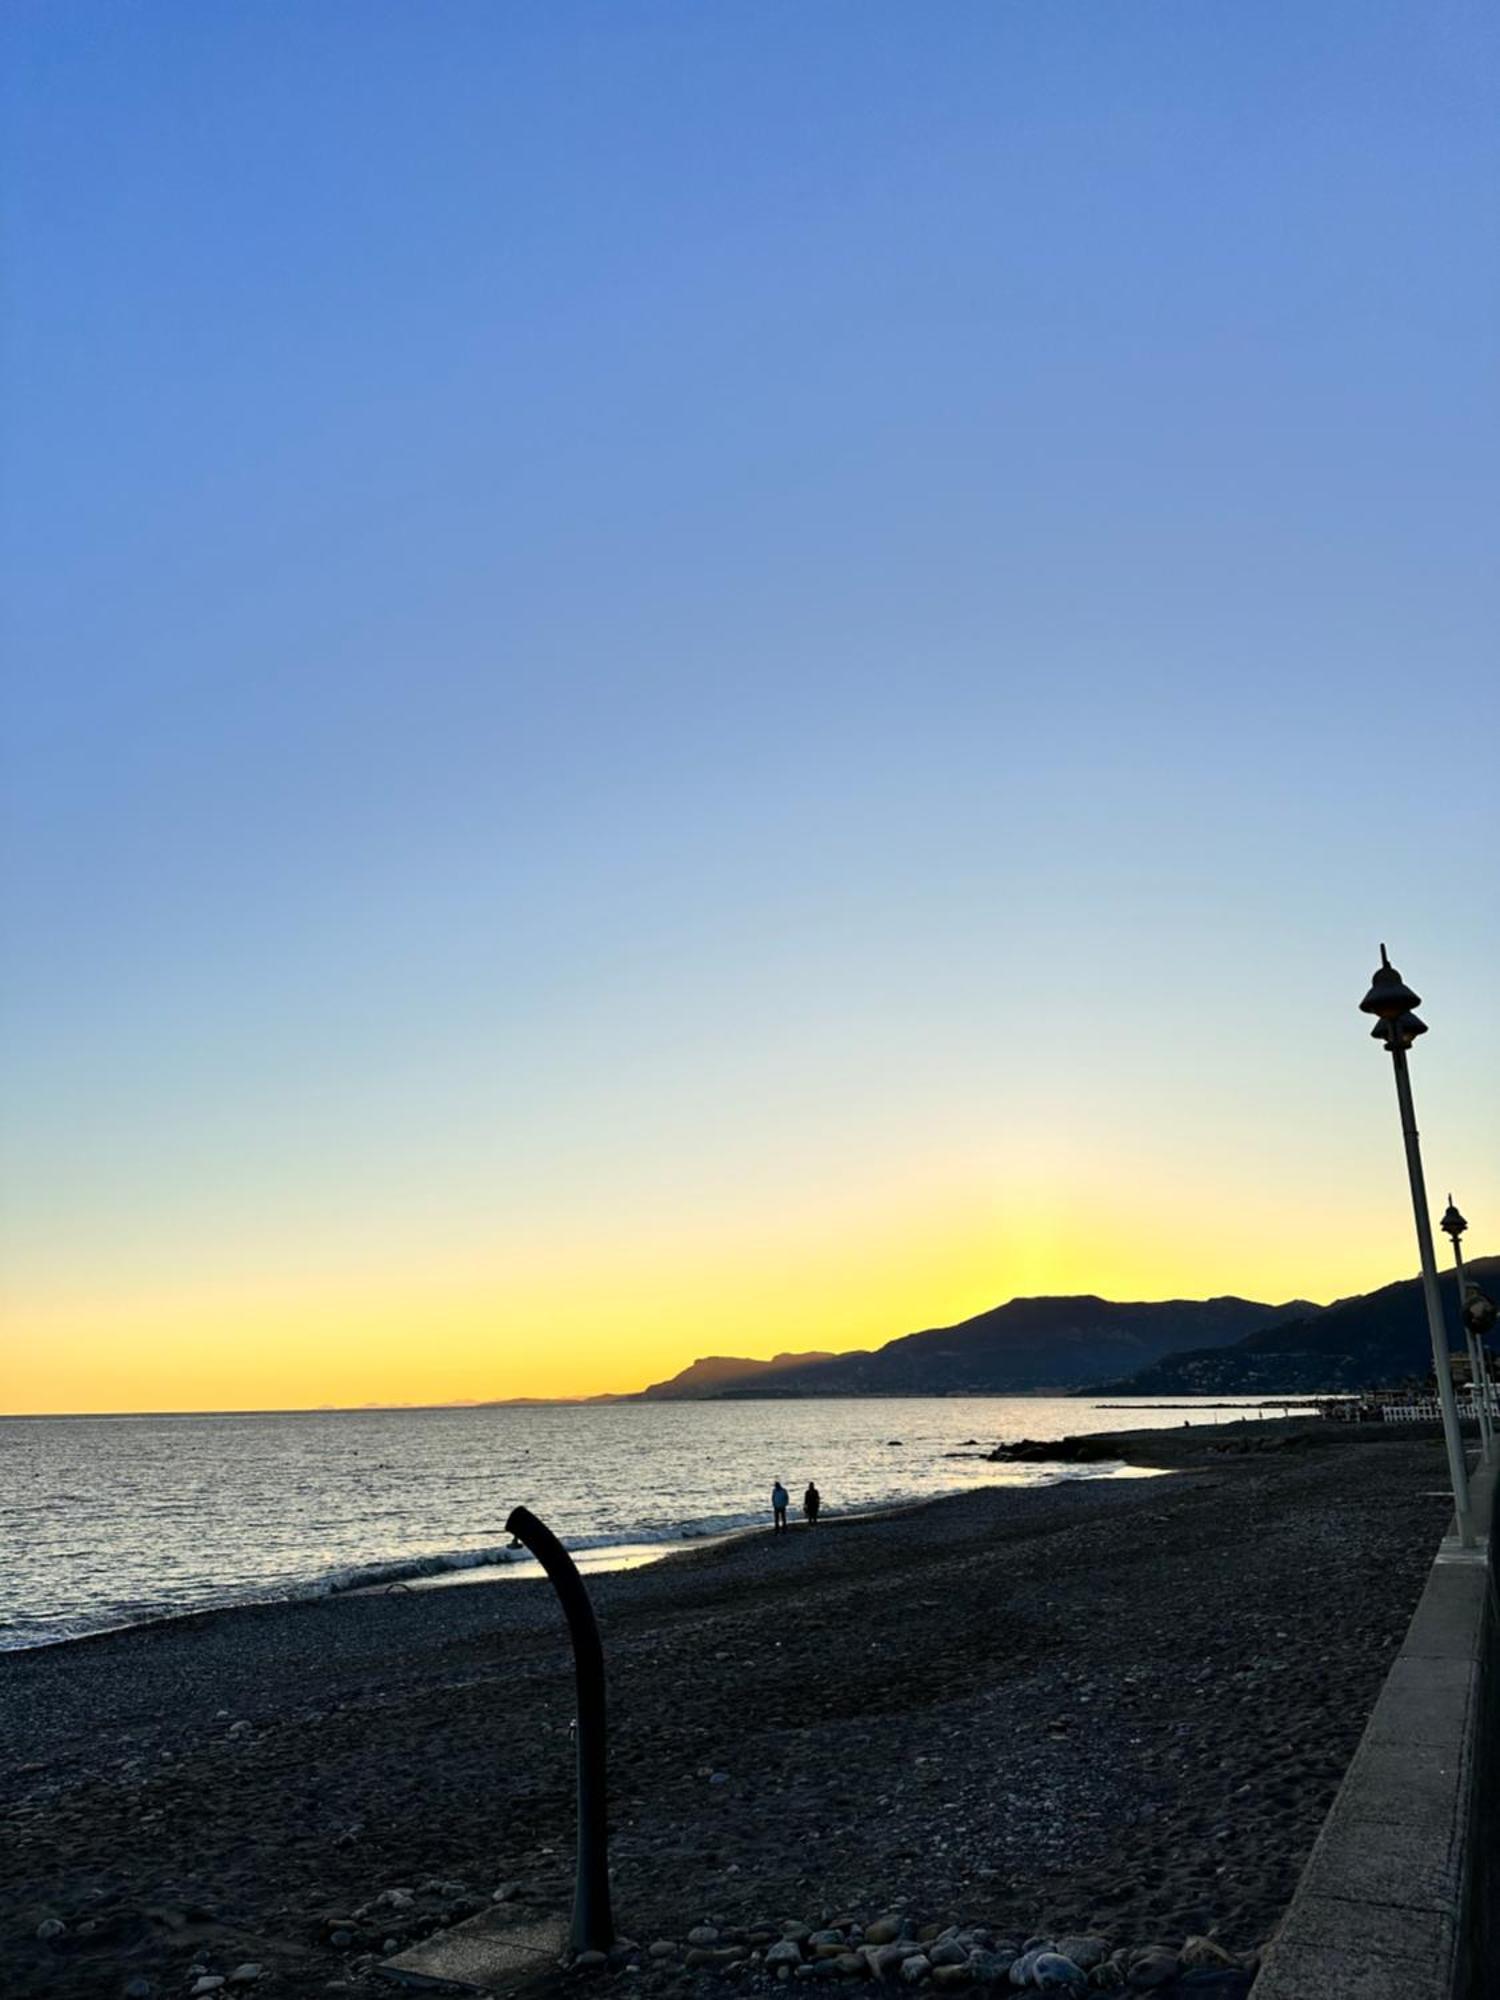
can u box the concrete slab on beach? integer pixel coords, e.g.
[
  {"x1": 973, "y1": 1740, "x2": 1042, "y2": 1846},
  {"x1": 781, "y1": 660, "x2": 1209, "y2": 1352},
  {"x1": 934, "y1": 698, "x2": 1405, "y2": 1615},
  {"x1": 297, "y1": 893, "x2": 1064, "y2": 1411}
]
[{"x1": 377, "y1": 1910, "x2": 567, "y2": 1993}]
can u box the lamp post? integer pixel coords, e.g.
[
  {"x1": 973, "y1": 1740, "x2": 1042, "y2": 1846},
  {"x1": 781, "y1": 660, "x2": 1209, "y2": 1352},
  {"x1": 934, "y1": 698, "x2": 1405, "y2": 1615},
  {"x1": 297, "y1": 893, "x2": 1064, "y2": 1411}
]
[
  {"x1": 1463, "y1": 1284, "x2": 1499, "y2": 1443},
  {"x1": 1439, "y1": 1198, "x2": 1492, "y2": 1455},
  {"x1": 1360, "y1": 947, "x2": 1474, "y2": 1547}
]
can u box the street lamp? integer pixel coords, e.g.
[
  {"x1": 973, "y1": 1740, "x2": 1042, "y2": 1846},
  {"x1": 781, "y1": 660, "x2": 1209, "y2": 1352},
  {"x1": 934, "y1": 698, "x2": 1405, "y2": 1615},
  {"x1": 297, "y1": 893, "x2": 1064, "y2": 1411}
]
[
  {"x1": 1440, "y1": 1198, "x2": 1492, "y2": 1455},
  {"x1": 1360, "y1": 947, "x2": 1474, "y2": 1547},
  {"x1": 1463, "y1": 1284, "x2": 1499, "y2": 1442}
]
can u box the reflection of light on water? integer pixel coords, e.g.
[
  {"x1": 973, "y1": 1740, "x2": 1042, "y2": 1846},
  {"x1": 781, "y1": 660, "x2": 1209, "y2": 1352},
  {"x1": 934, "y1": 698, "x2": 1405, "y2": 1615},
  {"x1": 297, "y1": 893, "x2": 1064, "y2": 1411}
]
[
  {"x1": 2, "y1": 1395, "x2": 1273, "y2": 1645},
  {"x1": 373, "y1": 1462, "x2": 1174, "y2": 1590}
]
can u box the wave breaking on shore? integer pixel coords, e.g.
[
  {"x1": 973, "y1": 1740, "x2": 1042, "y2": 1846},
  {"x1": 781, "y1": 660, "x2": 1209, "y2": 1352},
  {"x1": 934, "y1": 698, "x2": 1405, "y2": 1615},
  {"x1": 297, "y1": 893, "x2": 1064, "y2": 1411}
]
[{"x1": 0, "y1": 1457, "x2": 1156, "y2": 1653}]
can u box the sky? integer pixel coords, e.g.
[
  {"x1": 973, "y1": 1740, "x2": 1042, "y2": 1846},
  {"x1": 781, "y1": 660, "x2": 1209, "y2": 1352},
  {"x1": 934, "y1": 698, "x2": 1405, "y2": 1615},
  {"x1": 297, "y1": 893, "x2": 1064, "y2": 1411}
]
[{"x1": 2, "y1": 2, "x2": 1496, "y2": 1415}]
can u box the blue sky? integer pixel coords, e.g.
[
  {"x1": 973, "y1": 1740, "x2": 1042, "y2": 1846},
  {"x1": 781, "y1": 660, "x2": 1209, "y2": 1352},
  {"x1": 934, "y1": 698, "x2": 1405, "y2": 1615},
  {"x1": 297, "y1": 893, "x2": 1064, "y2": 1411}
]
[{"x1": 2, "y1": 3, "x2": 1496, "y2": 1408}]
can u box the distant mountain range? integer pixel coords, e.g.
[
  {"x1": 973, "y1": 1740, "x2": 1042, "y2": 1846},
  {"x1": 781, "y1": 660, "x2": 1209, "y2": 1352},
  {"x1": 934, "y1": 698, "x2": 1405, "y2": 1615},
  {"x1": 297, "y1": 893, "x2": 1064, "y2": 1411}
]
[
  {"x1": 636, "y1": 1352, "x2": 836, "y2": 1398},
  {"x1": 621, "y1": 1260, "x2": 1495, "y2": 1401},
  {"x1": 632, "y1": 1294, "x2": 1311, "y2": 1399},
  {"x1": 1095, "y1": 1258, "x2": 1500, "y2": 1396}
]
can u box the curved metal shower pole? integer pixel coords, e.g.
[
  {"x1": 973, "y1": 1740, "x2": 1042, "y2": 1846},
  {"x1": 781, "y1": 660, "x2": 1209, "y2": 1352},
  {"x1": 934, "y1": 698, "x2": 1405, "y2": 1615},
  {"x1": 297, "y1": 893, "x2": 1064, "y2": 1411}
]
[{"x1": 504, "y1": 1506, "x2": 615, "y2": 1955}]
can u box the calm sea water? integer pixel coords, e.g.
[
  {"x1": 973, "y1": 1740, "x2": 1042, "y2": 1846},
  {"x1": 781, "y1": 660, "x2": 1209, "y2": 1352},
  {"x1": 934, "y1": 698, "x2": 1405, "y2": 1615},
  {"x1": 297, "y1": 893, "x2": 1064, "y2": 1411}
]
[{"x1": 0, "y1": 1396, "x2": 1291, "y2": 1651}]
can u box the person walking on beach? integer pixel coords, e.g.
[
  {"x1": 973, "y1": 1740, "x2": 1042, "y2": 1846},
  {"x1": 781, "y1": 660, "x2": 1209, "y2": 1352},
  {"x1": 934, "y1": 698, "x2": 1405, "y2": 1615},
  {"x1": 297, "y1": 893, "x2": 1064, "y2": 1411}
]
[
  {"x1": 771, "y1": 1480, "x2": 789, "y2": 1534},
  {"x1": 802, "y1": 1481, "x2": 821, "y2": 1527}
]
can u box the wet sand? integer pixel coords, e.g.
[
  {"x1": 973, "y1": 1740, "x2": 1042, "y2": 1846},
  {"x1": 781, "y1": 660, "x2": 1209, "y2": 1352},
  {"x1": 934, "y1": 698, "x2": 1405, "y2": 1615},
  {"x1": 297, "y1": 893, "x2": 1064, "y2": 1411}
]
[{"x1": 1, "y1": 1420, "x2": 1457, "y2": 1998}]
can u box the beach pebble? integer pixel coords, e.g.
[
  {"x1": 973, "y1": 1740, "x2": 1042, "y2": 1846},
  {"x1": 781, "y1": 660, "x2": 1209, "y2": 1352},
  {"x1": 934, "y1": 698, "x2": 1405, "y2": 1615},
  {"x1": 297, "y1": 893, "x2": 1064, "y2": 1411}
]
[
  {"x1": 191, "y1": 1982, "x2": 227, "y2": 1996},
  {"x1": 329, "y1": 1929, "x2": 354, "y2": 1949},
  {"x1": 124, "y1": 1981, "x2": 153, "y2": 2000},
  {"x1": 708, "y1": 1771, "x2": 731, "y2": 1786},
  {"x1": 648, "y1": 1941, "x2": 678, "y2": 1959},
  {"x1": 902, "y1": 1954, "x2": 933, "y2": 1984},
  {"x1": 1033, "y1": 1957, "x2": 1088, "y2": 1992},
  {"x1": 1055, "y1": 1941, "x2": 1108, "y2": 1973},
  {"x1": 1178, "y1": 1940, "x2": 1235, "y2": 1972},
  {"x1": 688, "y1": 1926, "x2": 720, "y2": 1946},
  {"x1": 836, "y1": 1955, "x2": 866, "y2": 1977},
  {"x1": 872, "y1": 1942, "x2": 927, "y2": 1976},
  {"x1": 226, "y1": 1720, "x2": 253, "y2": 1738},
  {"x1": 866, "y1": 1918, "x2": 907, "y2": 1946},
  {"x1": 492, "y1": 1881, "x2": 523, "y2": 1903},
  {"x1": 968, "y1": 1953, "x2": 1015, "y2": 1986},
  {"x1": 930, "y1": 1944, "x2": 969, "y2": 1968},
  {"x1": 229, "y1": 1968, "x2": 263, "y2": 1985},
  {"x1": 379, "y1": 1888, "x2": 416, "y2": 1910},
  {"x1": 573, "y1": 1949, "x2": 609, "y2": 1971},
  {"x1": 766, "y1": 1941, "x2": 805, "y2": 1969},
  {"x1": 36, "y1": 1918, "x2": 66, "y2": 1941},
  {"x1": 1087, "y1": 1965, "x2": 1123, "y2": 1990},
  {"x1": 1126, "y1": 1952, "x2": 1179, "y2": 1989}
]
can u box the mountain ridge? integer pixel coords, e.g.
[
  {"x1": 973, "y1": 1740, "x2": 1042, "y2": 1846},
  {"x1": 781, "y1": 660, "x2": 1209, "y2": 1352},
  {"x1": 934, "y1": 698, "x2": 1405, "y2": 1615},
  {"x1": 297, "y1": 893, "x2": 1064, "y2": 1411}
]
[
  {"x1": 1096, "y1": 1256, "x2": 1499, "y2": 1396},
  {"x1": 634, "y1": 1292, "x2": 1313, "y2": 1400},
  {"x1": 635, "y1": 1351, "x2": 836, "y2": 1399},
  {"x1": 629, "y1": 1262, "x2": 1496, "y2": 1401}
]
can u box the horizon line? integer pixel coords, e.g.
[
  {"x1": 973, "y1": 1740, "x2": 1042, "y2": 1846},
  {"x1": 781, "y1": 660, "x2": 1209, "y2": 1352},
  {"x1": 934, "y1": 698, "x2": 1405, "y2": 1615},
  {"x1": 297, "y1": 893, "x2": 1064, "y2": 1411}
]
[{"x1": 5, "y1": 1259, "x2": 1476, "y2": 1420}]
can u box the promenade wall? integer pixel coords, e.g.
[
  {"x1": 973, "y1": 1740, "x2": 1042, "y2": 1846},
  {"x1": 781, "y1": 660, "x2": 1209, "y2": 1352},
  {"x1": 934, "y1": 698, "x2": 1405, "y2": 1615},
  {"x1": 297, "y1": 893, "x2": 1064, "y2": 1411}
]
[{"x1": 1254, "y1": 1456, "x2": 1498, "y2": 2000}]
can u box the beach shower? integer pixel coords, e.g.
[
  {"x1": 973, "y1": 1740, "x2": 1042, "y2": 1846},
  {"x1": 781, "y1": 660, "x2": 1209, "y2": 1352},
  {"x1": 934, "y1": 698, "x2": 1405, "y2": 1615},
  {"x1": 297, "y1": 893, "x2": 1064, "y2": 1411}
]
[{"x1": 503, "y1": 1506, "x2": 616, "y2": 1956}]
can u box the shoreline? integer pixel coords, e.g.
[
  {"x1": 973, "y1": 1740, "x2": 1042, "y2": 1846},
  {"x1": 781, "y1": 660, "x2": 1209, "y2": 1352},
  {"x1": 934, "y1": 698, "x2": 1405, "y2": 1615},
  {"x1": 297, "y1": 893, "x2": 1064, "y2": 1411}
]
[
  {"x1": 0, "y1": 1410, "x2": 1415, "y2": 1661},
  {"x1": 2, "y1": 1455, "x2": 1172, "y2": 1660},
  {"x1": 3, "y1": 1417, "x2": 1458, "y2": 2000}
]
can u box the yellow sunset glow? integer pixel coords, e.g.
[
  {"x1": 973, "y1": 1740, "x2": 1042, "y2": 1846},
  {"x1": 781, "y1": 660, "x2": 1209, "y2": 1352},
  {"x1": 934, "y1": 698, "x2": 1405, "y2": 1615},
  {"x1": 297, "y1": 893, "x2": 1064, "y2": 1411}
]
[{"x1": 3, "y1": 1164, "x2": 1424, "y2": 1415}]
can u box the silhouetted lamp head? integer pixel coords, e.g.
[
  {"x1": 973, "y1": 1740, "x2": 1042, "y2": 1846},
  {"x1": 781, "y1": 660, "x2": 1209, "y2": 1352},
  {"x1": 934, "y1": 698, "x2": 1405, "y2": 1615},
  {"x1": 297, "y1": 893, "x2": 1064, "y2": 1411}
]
[
  {"x1": 1360, "y1": 945, "x2": 1422, "y2": 1021},
  {"x1": 1463, "y1": 1287, "x2": 1498, "y2": 1339},
  {"x1": 1370, "y1": 1012, "x2": 1427, "y2": 1052},
  {"x1": 1441, "y1": 1199, "x2": 1468, "y2": 1242}
]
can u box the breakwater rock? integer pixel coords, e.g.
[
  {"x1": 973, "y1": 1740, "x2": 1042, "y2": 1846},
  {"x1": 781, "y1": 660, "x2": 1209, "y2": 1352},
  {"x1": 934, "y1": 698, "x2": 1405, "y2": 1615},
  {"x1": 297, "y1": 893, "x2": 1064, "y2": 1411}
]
[{"x1": 986, "y1": 1436, "x2": 1118, "y2": 1464}]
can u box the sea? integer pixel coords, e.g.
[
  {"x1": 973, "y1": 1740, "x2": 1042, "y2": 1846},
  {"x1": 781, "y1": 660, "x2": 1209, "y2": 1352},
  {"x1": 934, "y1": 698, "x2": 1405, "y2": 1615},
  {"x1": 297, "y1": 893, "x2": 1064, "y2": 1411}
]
[{"x1": 0, "y1": 1395, "x2": 1298, "y2": 1652}]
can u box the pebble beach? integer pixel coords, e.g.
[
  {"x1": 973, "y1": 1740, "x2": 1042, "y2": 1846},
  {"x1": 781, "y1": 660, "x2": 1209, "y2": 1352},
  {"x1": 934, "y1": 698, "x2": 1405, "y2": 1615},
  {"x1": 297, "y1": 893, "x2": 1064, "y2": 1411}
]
[{"x1": 1, "y1": 1419, "x2": 1456, "y2": 2000}]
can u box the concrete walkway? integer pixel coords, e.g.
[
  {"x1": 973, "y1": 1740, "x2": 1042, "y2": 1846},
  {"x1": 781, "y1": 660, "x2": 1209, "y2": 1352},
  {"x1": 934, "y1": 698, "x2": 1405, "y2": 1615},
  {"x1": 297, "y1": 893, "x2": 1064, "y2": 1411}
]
[{"x1": 1255, "y1": 1456, "x2": 1496, "y2": 2000}]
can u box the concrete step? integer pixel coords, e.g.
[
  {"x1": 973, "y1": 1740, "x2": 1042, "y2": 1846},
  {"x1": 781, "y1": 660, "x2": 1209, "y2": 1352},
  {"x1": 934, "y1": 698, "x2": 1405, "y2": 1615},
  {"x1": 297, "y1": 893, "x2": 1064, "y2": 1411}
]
[{"x1": 376, "y1": 1908, "x2": 567, "y2": 1994}]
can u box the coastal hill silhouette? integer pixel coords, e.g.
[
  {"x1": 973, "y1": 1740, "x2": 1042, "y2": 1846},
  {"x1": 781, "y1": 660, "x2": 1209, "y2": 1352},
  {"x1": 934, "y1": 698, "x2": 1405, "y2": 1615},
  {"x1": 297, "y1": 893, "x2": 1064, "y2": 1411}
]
[
  {"x1": 636, "y1": 1351, "x2": 836, "y2": 1398},
  {"x1": 627, "y1": 1262, "x2": 1497, "y2": 1400},
  {"x1": 1097, "y1": 1256, "x2": 1500, "y2": 1397},
  {"x1": 635, "y1": 1294, "x2": 1308, "y2": 1400}
]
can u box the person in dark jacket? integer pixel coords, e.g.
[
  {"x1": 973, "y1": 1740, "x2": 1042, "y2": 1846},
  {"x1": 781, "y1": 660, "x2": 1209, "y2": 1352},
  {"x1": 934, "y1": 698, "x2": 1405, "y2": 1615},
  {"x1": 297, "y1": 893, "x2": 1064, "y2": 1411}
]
[
  {"x1": 770, "y1": 1480, "x2": 789, "y2": 1533},
  {"x1": 802, "y1": 1481, "x2": 821, "y2": 1527}
]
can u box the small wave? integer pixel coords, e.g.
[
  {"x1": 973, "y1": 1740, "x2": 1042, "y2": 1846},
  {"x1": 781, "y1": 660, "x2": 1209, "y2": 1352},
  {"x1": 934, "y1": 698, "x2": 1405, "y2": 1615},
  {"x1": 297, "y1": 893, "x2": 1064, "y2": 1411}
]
[
  {"x1": 0, "y1": 1435, "x2": 1165, "y2": 1652},
  {"x1": 312, "y1": 1517, "x2": 754, "y2": 1596},
  {"x1": 317, "y1": 1544, "x2": 525, "y2": 1594}
]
